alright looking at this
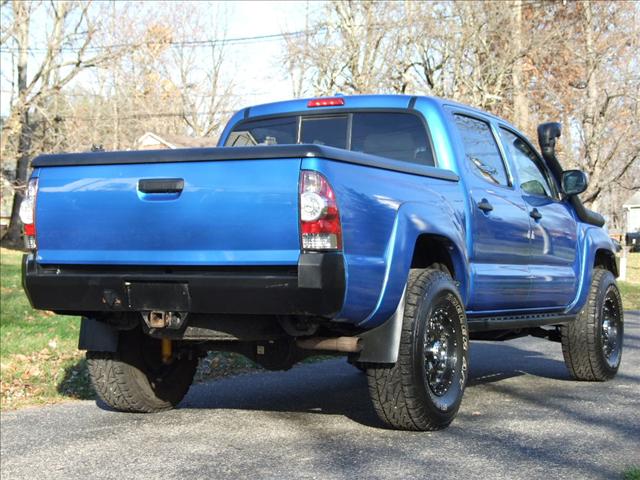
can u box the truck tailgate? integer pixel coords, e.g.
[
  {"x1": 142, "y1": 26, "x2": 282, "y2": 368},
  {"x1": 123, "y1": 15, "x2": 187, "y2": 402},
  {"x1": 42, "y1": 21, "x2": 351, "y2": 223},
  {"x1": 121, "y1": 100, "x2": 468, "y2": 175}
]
[{"x1": 34, "y1": 159, "x2": 301, "y2": 265}]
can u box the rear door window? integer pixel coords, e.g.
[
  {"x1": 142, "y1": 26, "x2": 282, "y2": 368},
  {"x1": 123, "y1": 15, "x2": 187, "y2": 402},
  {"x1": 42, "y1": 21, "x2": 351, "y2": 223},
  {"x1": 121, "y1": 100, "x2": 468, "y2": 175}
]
[{"x1": 454, "y1": 114, "x2": 510, "y2": 186}]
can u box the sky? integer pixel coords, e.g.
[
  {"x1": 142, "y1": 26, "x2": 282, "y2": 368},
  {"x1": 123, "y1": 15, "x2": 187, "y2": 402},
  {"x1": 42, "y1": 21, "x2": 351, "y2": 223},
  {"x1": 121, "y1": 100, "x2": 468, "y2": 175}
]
[
  {"x1": 218, "y1": 1, "x2": 313, "y2": 109},
  {"x1": 0, "y1": 0, "x2": 318, "y2": 116}
]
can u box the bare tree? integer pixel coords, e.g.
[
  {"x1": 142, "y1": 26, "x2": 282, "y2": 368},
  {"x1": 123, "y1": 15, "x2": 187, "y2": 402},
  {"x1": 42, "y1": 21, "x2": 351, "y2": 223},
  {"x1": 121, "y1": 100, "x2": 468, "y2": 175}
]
[
  {"x1": 282, "y1": 0, "x2": 639, "y2": 227},
  {"x1": 530, "y1": 1, "x2": 640, "y2": 223},
  {"x1": 164, "y1": 4, "x2": 236, "y2": 138},
  {"x1": 1, "y1": 0, "x2": 132, "y2": 246},
  {"x1": 284, "y1": 1, "x2": 407, "y2": 96},
  {"x1": 63, "y1": 2, "x2": 236, "y2": 151}
]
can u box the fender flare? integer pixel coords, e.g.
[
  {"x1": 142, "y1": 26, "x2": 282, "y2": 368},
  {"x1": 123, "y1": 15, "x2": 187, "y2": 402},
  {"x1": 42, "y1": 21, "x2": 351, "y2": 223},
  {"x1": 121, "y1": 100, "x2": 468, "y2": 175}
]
[
  {"x1": 356, "y1": 201, "x2": 468, "y2": 330},
  {"x1": 566, "y1": 225, "x2": 617, "y2": 315}
]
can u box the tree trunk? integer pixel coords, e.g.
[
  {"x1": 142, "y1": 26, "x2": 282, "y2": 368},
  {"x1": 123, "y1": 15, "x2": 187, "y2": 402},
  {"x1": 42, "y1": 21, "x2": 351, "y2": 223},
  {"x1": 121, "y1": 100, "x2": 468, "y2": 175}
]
[
  {"x1": 512, "y1": 0, "x2": 529, "y2": 132},
  {"x1": 582, "y1": 0, "x2": 599, "y2": 208},
  {"x1": 3, "y1": 1, "x2": 30, "y2": 248},
  {"x1": 3, "y1": 116, "x2": 31, "y2": 248}
]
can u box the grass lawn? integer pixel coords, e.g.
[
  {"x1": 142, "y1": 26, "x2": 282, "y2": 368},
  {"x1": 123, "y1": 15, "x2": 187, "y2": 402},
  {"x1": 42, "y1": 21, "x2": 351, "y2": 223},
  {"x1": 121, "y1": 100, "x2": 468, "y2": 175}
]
[
  {"x1": 622, "y1": 250, "x2": 640, "y2": 283},
  {"x1": 620, "y1": 252, "x2": 640, "y2": 311},
  {"x1": 1, "y1": 247, "x2": 639, "y2": 409},
  {"x1": 0, "y1": 247, "x2": 259, "y2": 409},
  {"x1": 1, "y1": 248, "x2": 92, "y2": 409},
  {"x1": 624, "y1": 467, "x2": 640, "y2": 480}
]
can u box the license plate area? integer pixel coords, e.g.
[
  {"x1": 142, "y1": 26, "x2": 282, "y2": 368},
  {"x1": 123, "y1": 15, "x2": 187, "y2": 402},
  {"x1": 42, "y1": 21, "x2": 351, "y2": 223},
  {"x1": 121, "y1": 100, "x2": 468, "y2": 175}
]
[{"x1": 125, "y1": 282, "x2": 191, "y2": 311}]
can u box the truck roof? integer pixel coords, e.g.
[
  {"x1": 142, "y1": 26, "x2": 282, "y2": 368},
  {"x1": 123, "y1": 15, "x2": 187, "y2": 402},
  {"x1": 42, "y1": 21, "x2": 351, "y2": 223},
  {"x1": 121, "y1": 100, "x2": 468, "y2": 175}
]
[{"x1": 241, "y1": 94, "x2": 512, "y2": 126}]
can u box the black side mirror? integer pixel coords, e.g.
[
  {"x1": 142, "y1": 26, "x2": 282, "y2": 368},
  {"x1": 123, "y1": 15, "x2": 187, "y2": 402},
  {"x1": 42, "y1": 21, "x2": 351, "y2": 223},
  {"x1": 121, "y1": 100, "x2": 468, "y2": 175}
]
[{"x1": 561, "y1": 170, "x2": 588, "y2": 196}]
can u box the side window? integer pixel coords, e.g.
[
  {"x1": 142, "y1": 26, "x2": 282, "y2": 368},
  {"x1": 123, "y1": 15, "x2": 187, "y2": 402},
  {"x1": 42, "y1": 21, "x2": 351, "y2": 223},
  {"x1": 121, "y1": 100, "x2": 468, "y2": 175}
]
[
  {"x1": 351, "y1": 113, "x2": 434, "y2": 165},
  {"x1": 499, "y1": 128, "x2": 555, "y2": 198},
  {"x1": 454, "y1": 115, "x2": 509, "y2": 186}
]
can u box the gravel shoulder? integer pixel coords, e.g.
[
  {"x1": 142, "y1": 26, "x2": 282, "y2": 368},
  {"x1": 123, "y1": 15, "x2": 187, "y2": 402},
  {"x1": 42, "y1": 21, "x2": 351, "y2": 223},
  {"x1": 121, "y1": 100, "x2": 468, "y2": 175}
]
[{"x1": 2, "y1": 312, "x2": 639, "y2": 480}]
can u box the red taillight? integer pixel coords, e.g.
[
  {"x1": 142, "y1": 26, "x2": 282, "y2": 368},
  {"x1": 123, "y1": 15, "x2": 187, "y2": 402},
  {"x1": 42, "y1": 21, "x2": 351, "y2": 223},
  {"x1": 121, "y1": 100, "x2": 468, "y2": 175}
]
[
  {"x1": 307, "y1": 97, "x2": 345, "y2": 108},
  {"x1": 24, "y1": 223, "x2": 36, "y2": 236},
  {"x1": 19, "y1": 177, "x2": 38, "y2": 250},
  {"x1": 299, "y1": 171, "x2": 342, "y2": 250}
]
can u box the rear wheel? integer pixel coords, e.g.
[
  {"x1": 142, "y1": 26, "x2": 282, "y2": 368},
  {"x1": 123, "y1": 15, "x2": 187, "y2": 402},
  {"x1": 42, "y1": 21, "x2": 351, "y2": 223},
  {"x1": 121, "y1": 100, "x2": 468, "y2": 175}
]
[
  {"x1": 87, "y1": 327, "x2": 197, "y2": 413},
  {"x1": 561, "y1": 267, "x2": 624, "y2": 381},
  {"x1": 366, "y1": 267, "x2": 469, "y2": 431}
]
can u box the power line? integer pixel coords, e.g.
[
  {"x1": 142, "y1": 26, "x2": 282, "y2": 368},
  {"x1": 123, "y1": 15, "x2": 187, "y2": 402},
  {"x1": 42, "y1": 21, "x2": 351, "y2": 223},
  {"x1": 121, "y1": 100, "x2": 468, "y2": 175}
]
[
  {"x1": 50, "y1": 110, "x2": 238, "y2": 121},
  {"x1": 0, "y1": 29, "x2": 318, "y2": 54},
  {"x1": 0, "y1": 1, "x2": 545, "y2": 55}
]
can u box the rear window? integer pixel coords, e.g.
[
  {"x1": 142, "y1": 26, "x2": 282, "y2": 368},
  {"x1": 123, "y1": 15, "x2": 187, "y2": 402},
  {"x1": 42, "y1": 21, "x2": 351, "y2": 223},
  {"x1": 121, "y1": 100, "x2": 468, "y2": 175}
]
[
  {"x1": 301, "y1": 116, "x2": 348, "y2": 149},
  {"x1": 351, "y1": 113, "x2": 432, "y2": 165},
  {"x1": 225, "y1": 112, "x2": 434, "y2": 166},
  {"x1": 225, "y1": 117, "x2": 297, "y2": 146}
]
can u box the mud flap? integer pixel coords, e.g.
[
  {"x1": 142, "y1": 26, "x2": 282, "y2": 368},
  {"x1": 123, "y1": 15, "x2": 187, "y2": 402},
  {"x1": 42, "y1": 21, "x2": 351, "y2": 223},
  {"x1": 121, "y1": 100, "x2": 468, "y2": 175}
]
[
  {"x1": 356, "y1": 287, "x2": 406, "y2": 364},
  {"x1": 78, "y1": 317, "x2": 118, "y2": 352}
]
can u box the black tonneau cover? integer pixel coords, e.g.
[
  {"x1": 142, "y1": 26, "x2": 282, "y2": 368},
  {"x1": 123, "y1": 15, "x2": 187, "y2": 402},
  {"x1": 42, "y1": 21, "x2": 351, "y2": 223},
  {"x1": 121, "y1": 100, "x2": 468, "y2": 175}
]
[{"x1": 31, "y1": 144, "x2": 459, "y2": 182}]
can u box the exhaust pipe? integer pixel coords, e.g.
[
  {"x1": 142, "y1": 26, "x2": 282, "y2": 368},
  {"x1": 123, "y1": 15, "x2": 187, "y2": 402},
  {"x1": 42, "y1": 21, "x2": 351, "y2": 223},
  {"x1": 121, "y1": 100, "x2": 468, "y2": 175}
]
[{"x1": 296, "y1": 336, "x2": 362, "y2": 353}]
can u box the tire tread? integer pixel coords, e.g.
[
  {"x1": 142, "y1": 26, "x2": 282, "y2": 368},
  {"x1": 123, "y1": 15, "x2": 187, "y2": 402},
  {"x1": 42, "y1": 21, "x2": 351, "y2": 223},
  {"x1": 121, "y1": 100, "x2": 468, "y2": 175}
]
[
  {"x1": 87, "y1": 341, "x2": 196, "y2": 413},
  {"x1": 366, "y1": 267, "x2": 466, "y2": 431},
  {"x1": 561, "y1": 268, "x2": 622, "y2": 381}
]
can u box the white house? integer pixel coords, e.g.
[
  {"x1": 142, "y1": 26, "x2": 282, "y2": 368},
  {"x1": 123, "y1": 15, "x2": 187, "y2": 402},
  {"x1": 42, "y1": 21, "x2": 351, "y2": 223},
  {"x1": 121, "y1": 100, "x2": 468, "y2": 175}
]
[
  {"x1": 623, "y1": 191, "x2": 640, "y2": 234},
  {"x1": 135, "y1": 132, "x2": 216, "y2": 150}
]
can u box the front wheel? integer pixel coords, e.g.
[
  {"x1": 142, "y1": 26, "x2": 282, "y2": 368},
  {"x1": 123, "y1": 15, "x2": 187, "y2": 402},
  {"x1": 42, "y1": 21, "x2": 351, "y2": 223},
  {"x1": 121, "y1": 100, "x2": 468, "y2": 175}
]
[
  {"x1": 366, "y1": 267, "x2": 469, "y2": 431},
  {"x1": 561, "y1": 267, "x2": 624, "y2": 381},
  {"x1": 87, "y1": 326, "x2": 197, "y2": 413}
]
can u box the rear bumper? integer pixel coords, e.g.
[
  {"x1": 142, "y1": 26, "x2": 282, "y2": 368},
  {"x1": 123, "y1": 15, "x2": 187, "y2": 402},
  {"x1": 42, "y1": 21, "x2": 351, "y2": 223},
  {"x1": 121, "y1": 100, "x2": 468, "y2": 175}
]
[{"x1": 22, "y1": 252, "x2": 345, "y2": 318}]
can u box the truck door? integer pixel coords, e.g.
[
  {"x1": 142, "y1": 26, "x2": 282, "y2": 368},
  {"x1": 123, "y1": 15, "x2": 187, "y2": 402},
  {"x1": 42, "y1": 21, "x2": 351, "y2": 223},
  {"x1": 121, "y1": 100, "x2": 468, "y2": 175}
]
[
  {"x1": 452, "y1": 113, "x2": 532, "y2": 312},
  {"x1": 498, "y1": 127, "x2": 579, "y2": 308}
]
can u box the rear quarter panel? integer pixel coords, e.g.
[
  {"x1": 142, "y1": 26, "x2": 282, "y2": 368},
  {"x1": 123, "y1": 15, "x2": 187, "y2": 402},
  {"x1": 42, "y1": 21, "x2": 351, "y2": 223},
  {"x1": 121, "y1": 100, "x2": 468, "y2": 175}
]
[{"x1": 303, "y1": 157, "x2": 468, "y2": 328}]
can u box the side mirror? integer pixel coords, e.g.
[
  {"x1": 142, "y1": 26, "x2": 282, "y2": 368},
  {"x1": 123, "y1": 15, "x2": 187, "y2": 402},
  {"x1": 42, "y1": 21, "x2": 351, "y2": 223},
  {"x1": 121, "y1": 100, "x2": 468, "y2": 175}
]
[{"x1": 561, "y1": 170, "x2": 588, "y2": 196}]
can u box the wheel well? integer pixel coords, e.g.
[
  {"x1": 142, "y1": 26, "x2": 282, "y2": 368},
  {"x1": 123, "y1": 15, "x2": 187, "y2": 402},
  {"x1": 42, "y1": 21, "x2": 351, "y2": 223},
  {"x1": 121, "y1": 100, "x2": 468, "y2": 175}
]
[
  {"x1": 411, "y1": 234, "x2": 456, "y2": 277},
  {"x1": 594, "y1": 249, "x2": 618, "y2": 277}
]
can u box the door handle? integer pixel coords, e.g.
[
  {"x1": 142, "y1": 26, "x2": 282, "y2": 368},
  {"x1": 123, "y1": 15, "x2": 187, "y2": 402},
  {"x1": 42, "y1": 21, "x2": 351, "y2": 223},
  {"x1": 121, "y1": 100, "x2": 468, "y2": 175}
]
[
  {"x1": 138, "y1": 178, "x2": 184, "y2": 194},
  {"x1": 530, "y1": 208, "x2": 542, "y2": 220},
  {"x1": 477, "y1": 199, "x2": 493, "y2": 213}
]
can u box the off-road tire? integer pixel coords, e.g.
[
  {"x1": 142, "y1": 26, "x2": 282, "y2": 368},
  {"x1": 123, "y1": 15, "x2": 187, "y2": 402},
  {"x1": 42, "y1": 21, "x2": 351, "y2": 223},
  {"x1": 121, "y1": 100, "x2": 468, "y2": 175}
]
[
  {"x1": 86, "y1": 328, "x2": 197, "y2": 413},
  {"x1": 366, "y1": 267, "x2": 469, "y2": 431},
  {"x1": 561, "y1": 267, "x2": 624, "y2": 381}
]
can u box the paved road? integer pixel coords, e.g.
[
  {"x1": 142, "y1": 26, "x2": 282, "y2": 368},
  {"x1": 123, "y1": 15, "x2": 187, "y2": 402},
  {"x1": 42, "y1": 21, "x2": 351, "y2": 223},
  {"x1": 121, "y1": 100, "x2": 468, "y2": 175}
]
[{"x1": 2, "y1": 313, "x2": 639, "y2": 480}]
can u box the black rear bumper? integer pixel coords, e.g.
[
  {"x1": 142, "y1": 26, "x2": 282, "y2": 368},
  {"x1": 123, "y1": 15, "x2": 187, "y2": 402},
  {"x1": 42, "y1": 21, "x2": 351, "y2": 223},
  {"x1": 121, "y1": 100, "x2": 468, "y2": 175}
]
[{"x1": 22, "y1": 252, "x2": 345, "y2": 317}]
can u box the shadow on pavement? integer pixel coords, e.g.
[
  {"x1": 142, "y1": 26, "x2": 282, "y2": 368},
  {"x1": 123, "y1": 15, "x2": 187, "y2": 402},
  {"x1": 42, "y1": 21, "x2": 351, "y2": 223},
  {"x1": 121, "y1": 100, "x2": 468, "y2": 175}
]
[
  {"x1": 76, "y1": 316, "x2": 639, "y2": 479},
  {"x1": 172, "y1": 339, "x2": 591, "y2": 427},
  {"x1": 91, "y1": 314, "x2": 640, "y2": 429}
]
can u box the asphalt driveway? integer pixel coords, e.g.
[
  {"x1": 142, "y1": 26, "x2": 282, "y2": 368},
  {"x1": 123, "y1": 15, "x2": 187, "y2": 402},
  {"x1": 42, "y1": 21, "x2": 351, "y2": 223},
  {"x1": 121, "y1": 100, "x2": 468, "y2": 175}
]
[{"x1": 2, "y1": 312, "x2": 639, "y2": 480}]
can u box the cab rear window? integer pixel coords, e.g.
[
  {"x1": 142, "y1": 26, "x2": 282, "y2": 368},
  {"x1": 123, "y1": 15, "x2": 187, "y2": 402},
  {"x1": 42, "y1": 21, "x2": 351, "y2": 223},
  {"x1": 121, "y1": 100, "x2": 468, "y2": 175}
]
[{"x1": 225, "y1": 112, "x2": 434, "y2": 166}]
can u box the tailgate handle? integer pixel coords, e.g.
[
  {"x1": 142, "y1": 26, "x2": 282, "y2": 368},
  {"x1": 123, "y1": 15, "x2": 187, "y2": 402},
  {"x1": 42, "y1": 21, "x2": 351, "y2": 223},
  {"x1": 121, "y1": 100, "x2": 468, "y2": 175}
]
[{"x1": 138, "y1": 178, "x2": 184, "y2": 194}]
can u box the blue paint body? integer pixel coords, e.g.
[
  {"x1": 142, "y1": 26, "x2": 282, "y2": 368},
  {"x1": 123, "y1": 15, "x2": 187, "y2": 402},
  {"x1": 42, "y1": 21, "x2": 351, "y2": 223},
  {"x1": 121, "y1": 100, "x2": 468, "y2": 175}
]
[{"x1": 30, "y1": 94, "x2": 616, "y2": 329}]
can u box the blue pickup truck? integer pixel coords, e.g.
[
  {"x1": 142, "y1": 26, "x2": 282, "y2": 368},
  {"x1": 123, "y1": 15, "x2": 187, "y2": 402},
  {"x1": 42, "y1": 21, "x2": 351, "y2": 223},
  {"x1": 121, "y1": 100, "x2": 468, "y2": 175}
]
[{"x1": 21, "y1": 95, "x2": 623, "y2": 431}]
